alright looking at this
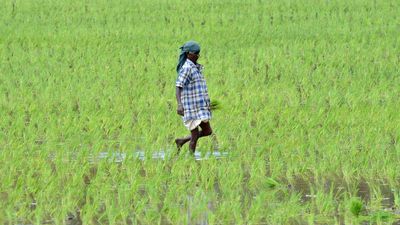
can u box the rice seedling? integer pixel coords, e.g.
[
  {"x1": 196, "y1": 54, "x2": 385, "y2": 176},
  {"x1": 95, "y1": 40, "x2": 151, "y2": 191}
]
[
  {"x1": 369, "y1": 210, "x2": 393, "y2": 223},
  {"x1": 349, "y1": 197, "x2": 363, "y2": 217},
  {"x1": 265, "y1": 177, "x2": 280, "y2": 189}
]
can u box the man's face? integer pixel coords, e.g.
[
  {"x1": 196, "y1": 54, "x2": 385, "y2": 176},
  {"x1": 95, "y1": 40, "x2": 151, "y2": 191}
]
[{"x1": 187, "y1": 52, "x2": 200, "y2": 63}]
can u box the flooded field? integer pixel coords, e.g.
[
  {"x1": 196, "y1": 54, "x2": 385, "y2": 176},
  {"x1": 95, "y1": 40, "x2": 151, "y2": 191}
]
[
  {"x1": 1, "y1": 0, "x2": 399, "y2": 224},
  {"x1": 3, "y1": 149, "x2": 399, "y2": 224}
]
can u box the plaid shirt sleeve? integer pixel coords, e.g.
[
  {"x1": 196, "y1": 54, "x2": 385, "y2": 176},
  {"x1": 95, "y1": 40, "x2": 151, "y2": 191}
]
[{"x1": 176, "y1": 66, "x2": 191, "y2": 88}]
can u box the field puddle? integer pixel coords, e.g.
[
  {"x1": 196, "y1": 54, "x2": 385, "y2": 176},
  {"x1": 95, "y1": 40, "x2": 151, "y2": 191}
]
[
  {"x1": 288, "y1": 176, "x2": 396, "y2": 207},
  {"x1": 33, "y1": 153, "x2": 400, "y2": 224},
  {"x1": 89, "y1": 150, "x2": 229, "y2": 163},
  {"x1": 17, "y1": 174, "x2": 400, "y2": 225},
  {"x1": 286, "y1": 176, "x2": 400, "y2": 223}
]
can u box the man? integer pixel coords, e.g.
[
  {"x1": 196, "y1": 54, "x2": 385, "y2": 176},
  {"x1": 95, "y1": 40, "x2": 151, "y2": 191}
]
[{"x1": 175, "y1": 41, "x2": 213, "y2": 153}]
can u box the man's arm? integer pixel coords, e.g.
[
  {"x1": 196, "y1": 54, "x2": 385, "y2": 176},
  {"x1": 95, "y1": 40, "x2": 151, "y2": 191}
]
[{"x1": 176, "y1": 87, "x2": 184, "y2": 116}]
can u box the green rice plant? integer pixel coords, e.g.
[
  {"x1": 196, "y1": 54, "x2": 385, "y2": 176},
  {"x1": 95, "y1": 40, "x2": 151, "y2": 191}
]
[
  {"x1": 369, "y1": 210, "x2": 395, "y2": 224},
  {"x1": 310, "y1": 185, "x2": 338, "y2": 217},
  {"x1": 246, "y1": 191, "x2": 269, "y2": 223},
  {"x1": 266, "y1": 177, "x2": 280, "y2": 189},
  {"x1": 394, "y1": 190, "x2": 400, "y2": 209},
  {"x1": 349, "y1": 197, "x2": 363, "y2": 217}
]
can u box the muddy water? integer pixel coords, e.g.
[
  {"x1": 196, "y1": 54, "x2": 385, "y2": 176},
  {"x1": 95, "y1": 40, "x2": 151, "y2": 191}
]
[
  {"x1": 287, "y1": 176, "x2": 400, "y2": 224},
  {"x1": 287, "y1": 176, "x2": 397, "y2": 208}
]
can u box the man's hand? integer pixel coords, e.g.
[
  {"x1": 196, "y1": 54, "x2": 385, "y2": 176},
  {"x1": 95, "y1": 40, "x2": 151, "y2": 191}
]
[{"x1": 177, "y1": 104, "x2": 184, "y2": 116}]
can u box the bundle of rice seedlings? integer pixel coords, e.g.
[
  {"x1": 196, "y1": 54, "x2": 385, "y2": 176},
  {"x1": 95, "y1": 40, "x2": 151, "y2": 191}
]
[{"x1": 210, "y1": 99, "x2": 221, "y2": 111}]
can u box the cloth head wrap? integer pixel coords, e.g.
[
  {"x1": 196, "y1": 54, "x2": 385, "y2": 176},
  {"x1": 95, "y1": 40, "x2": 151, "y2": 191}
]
[{"x1": 176, "y1": 41, "x2": 200, "y2": 74}]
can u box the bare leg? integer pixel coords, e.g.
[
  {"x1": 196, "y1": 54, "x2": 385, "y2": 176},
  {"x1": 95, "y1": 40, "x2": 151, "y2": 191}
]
[
  {"x1": 189, "y1": 121, "x2": 213, "y2": 153},
  {"x1": 175, "y1": 121, "x2": 213, "y2": 152},
  {"x1": 189, "y1": 127, "x2": 200, "y2": 153},
  {"x1": 199, "y1": 121, "x2": 212, "y2": 137},
  {"x1": 175, "y1": 135, "x2": 191, "y2": 150}
]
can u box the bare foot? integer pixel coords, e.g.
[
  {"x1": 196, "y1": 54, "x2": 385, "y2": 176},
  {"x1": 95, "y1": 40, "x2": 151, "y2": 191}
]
[{"x1": 175, "y1": 139, "x2": 184, "y2": 151}]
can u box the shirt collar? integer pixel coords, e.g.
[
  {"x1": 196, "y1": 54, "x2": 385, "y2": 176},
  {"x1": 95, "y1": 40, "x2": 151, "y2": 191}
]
[
  {"x1": 186, "y1": 59, "x2": 203, "y2": 70},
  {"x1": 186, "y1": 58, "x2": 196, "y2": 66}
]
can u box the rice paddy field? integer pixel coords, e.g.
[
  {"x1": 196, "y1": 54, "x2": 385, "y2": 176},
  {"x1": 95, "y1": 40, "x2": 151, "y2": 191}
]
[{"x1": 1, "y1": 0, "x2": 400, "y2": 224}]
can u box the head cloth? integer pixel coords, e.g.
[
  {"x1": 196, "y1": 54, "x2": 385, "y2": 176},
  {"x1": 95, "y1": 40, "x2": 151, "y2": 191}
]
[{"x1": 176, "y1": 40, "x2": 200, "y2": 74}]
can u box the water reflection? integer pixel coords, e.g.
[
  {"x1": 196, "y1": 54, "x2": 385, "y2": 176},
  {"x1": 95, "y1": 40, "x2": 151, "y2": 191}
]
[{"x1": 91, "y1": 150, "x2": 229, "y2": 163}]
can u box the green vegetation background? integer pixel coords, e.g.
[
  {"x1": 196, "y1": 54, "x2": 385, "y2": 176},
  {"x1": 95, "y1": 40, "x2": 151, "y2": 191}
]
[{"x1": 0, "y1": 0, "x2": 399, "y2": 224}]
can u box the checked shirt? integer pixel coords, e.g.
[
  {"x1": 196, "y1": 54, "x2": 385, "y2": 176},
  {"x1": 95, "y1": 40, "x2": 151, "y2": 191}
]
[{"x1": 176, "y1": 59, "x2": 211, "y2": 122}]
